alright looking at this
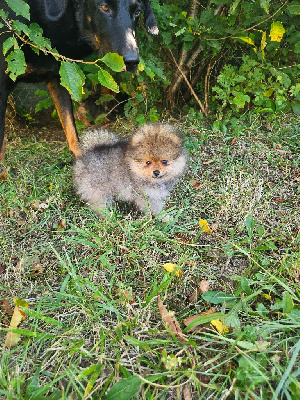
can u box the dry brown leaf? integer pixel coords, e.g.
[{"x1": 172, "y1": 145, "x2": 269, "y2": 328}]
[
  {"x1": 1, "y1": 299, "x2": 13, "y2": 316},
  {"x1": 191, "y1": 179, "x2": 205, "y2": 190},
  {"x1": 157, "y1": 295, "x2": 184, "y2": 342},
  {"x1": 273, "y1": 148, "x2": 291, "y2": 154},
  {"x1": 31, "y1": 263, "x2": 44, "y2": 276},
  {"x1": 188, "y1": 280, "x2": 210, "y2": 303},
  {"x1": 199, "y1": 279, "x2": 210, "y2": 294},
  {"x1": 116, "y1": 289, "x2": 134, "y2": 304},
  {"x1": 272, "y1": 197, "x2": 286, "y2": 203},
  {"x1": 57, "y1": 219, "x2": 66, "y2": 230},
  {"x1": 183, "y1": 385, "x2": 192, "y2": 400},
  {"x1": 190, "y1": 128, "x2": 201, "y2": 135},
  {"x1": 229, "y1": 137, "x2": 237, "y2": 145}
]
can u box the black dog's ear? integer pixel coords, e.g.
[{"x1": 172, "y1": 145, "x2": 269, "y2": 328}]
[
  {"x1": 44, "y1": 0, "x2": 68, "y2": 21},
  {"x1": 142, "y1": 0, "x2": 159, "y2": 35}
]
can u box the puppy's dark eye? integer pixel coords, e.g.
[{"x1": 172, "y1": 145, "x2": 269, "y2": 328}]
[
  {"x1": 100, "y1": 4, "x2": 110, "y2": 13},
  {"x1": 146, "y1": 161, "x2": 151, "y2": 166},
  {"x1": 161, "y1": 160, "x2": 168, "y2": 165}
]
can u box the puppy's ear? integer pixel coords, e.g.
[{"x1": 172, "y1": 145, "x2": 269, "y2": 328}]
[
  {"x1": 130, "y1": 132, "x2": 144, "y2": 147},
  {"x1": 142, "y1": 0, "x2": 159, "y2": 35}
]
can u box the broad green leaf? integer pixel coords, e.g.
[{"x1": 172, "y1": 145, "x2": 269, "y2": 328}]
[
  {"x1": 104, "y1": 376, "x2": 141, "y2": 400},
  {"x1": 184, "y1": 313, "x2": 227, "y2": 332},
  {"x1": 202, "y1": 291, "x2": 237, "y2": 304},
  {"x1": 27, "y1": 23, "x2": 47, "y2": 49},
  {"x1": 260, "y1": 0, "x2": 270, "y2": 14},
  {"x1": 2, "y1": 36, "x2": 16, "y2": 55},
  {"x1": 287, "y1": 2, "x2": 300, "y2": 16},
  {"x1": 97, "y1": 69, "x2": 119, "y2": 93},
  {"x1": 291, "y1": 100, "x2": 300, "y2": 115},
  {"x1": 232, "y1": 93, "x2": 250, "y2": 108},
  {"x1": 101, "y1": 53, "x2": 125, "y2": 72},
  {"x1": 12, "y1": 20, "x2": 30, "y2": 35},
  {"x1": 59, "y1": 61, "x2": 85, "y2": 101},
  {"x1": 282, "y1": 292, "x2": 294, "y2": 313},
  {"x1": 5, "y1": 0, "x2": 30, "y2": 20},
  {"x1": 246, "y1": 214, "x2": 255, "y2": 238},
  {"x1": 229, "y1": 0, "x2": 241, "y2": 15},
  {"x1": 5, "y1": 48, "x2": 26, "y2": 80},
  {"x1": 269, "y1": 21, "x2": 285, "y2": 42},
  {"x1": 25, "y1": 376, "x2": 43, "y2": 400}
]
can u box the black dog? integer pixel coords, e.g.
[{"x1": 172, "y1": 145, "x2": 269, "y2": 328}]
[{"x1": 0, "y1": 0, "x2": 158, "y2": 164}]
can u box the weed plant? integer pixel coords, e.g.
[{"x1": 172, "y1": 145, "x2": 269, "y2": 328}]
[{"x1": 0, "y1": 114, "x2": 299, "y2": 399}]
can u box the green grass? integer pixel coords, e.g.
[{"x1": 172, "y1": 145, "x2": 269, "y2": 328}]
[{"x1": 0, "y1": 114, "x2": 299, "y2": 399}]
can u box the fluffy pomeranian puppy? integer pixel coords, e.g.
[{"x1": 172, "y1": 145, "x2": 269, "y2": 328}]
[{"x1": 73, "y1": 123, "x2": 188, "y2": 217}]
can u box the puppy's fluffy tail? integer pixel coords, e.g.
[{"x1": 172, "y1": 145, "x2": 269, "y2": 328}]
[{"x1": 79, "y1": 128, "x2": 119, "y2": 154}]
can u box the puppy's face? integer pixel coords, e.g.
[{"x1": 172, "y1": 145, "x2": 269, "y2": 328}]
[{"x1": 126, "y1": 124, "x2": 187, "y2": 183}]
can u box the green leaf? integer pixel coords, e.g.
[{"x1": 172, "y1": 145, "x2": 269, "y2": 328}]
[
  {"x1": 202, "y1": 291, "x2": 238, "y2": 304},
  {"x1": 260, "y1": 0, "x2": 270, "y2": 14},
  {"x1": 232, "y1": 93, "x2": 250, "y2": 108},
  {"x1": 2, "y1": 36, "x2": 16, "y2": 55},
  {"x1": 97, "y1": 69, "x2": 119, "y2": 93},
  {"x1": 291, "y1": 100, "x2": 300, "y2": 115},
  {"x1": 184, "y1": 313, "x2": 227, "y2": 332},
  {"x1": 246, "y1": 214, "x2": 255, "y2": 238},
  {"x1": 282, "y1": 292, "x2": 294, "y2": 313},
  {"x1": 59, "y1": 61, "x2": 85, "y2": 101},
  {"x1": 20, "y1": 307, "x2": 63, "y2": 326},
  {"x1": 104, "y1": 376, "x2": 141, "y2": 400},
  {"x1": 27, "y1": 23, "x2": 49, "y2": 50},
  {"x1": 25, "y1": 376, "x2": 44, "y2": 400},
  {"x1": 101, "y1": 53, "x2": 125, "y2": 72},
  {"x1": 5, "y1": 0, "x2": 30, "y2": 20},
  {"x1": 5, "y1": 48, "x2": 26, "y2": 80},
  {"x1": 287, "y1": 2, "x2": 300, "y2": 16}
]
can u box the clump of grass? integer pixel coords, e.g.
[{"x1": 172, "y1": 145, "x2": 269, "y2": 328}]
[{"x1": 0, "y1": 114, "x2": 299, "y2": 399}]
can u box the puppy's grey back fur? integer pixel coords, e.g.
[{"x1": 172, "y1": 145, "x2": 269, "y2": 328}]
[{"x1": 79, "y1": 127, "x2": 120, "y2": 154}]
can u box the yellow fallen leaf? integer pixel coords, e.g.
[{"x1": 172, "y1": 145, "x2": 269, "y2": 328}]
[
  {"x1": 163, "y1": 263, "x2": 183, "y2": 277},
  {"x1": 211, "y1": 319, "x2": 229, "y2": 335},
  {"x1": 5, "y1": 298, "x2": 28, "y2": 348},
  {"x1": 269, "y1": 21, "x2": 285, "y2": 42},
  {"x1": 262, "y1": 293, "x2": 272, "y2": 301},
  {"x1": 199, "y1": 219, "x2": 212, "y2": 233}
]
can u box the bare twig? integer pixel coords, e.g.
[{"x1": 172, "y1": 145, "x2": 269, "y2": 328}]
[{"x1": 169, "y1": 50, "x2": 207, "y2": 116}]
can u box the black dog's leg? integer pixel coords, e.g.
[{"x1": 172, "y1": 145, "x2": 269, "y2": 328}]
[{"x1": 47, "y1": 79, "x2": 82, "y2": 158}]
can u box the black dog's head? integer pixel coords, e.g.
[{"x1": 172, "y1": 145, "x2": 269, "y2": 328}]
[{"x1": 77, "y1": 0, "x2": 158, "y2": 72}]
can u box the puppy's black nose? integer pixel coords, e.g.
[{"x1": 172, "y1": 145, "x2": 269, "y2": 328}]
[{"x1": 153, "y1": 170, "x2": 160, "y2": 177}]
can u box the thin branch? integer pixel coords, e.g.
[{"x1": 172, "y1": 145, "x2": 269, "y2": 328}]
[{"x1": 169, "y1": 50, "x2": 207, "y2": 116}]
